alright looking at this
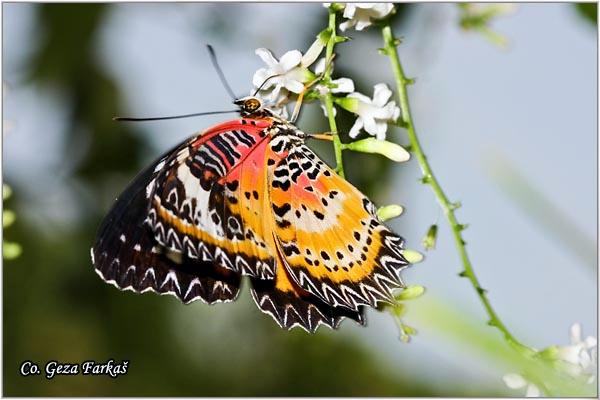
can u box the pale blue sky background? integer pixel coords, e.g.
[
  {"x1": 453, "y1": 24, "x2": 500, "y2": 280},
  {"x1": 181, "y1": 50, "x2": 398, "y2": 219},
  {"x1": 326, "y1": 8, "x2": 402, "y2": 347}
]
[{"x1": 3, "y1": 3, "x2": 597, "y2": 392}]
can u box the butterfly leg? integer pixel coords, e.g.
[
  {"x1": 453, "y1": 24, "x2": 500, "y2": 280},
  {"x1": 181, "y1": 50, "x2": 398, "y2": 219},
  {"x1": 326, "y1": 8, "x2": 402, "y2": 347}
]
[
  {"x1": 290, "y1": 54, "x2": 337, "y2": 123},
  {"x1": 308, "y1": 132, "x2": 335, "y2": 141}
]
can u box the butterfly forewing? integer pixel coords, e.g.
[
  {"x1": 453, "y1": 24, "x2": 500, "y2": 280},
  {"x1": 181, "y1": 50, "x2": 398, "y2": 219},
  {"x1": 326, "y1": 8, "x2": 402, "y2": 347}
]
[
  {"x1": 145, "y1": 119, "x2": 277, "y2": 279},
  {"x1": 267, "y1": 140, "x2": 409, "y2": 311}
]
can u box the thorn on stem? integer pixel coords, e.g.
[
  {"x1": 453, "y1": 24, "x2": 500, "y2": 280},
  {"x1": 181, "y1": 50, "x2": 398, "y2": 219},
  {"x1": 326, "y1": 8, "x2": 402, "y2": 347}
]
[
  {"x1": 455, "y1": 223, "x2": 469, "y2": 232},
  {"x1": 458, "y1": 271, "x2": 468, "y2": 278},
  {"x1": 476, "y1": 287, "x2": 488, "y2": 295},
  {"x1": 450, "y1": 201, "x2": 462, "y2": 211}
]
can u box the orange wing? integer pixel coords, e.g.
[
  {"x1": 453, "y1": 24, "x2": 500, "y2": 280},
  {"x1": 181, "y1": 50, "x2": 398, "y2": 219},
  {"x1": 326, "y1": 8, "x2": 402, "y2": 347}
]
[{"x1": 267, "y1": 140, "x2": 409, "y2": 311}]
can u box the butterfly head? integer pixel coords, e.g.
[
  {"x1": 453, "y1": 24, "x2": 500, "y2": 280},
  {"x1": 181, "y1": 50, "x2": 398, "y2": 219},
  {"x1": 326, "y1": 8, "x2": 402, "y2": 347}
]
[{"x1": 234, "y1": 96, "x2": 266, "y2": 116}]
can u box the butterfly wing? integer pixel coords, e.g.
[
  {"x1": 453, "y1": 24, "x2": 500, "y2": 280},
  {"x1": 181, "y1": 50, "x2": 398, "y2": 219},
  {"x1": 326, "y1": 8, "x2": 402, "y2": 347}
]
[
  {"x1": 237, "y1": 148, "x2": 368, "y2": 331},
  {"x1": 250, "y1": 251, "x2": 365, "y2": 333},
  {"x1": 92, "y1": 148, "x2": 241, "y2": 304},
  {"x1": 145, "y1": 119, "x2": 278, "y2": 279},
  {"x1": 267, "y1": 139, "x2": 409, "y2": 311}
]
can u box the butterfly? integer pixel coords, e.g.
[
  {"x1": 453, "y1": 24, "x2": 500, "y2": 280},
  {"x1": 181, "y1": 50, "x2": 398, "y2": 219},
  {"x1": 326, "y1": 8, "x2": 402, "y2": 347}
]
[{"x1": 91, "y1": 94, "x2": 410, "y2": 333}]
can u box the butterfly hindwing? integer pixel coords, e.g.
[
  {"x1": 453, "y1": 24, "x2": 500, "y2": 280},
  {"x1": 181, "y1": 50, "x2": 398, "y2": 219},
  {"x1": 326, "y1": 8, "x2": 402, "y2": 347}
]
[
  {"x1": 267, "y1": 138, "x2": 409, "y2": 311},
  {"x1": 92, "y1": 149, "x2": 241, "y2": 304},
  {"x1": 250, "y1": 252, "x2": 365, "y2": 333}
]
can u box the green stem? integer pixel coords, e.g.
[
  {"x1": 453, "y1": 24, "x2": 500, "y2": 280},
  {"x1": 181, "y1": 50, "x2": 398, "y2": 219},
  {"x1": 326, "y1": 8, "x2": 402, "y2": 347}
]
[
  {"x1": 381, "y1": 24, "x2": 533, "y2": 356},
  {"x1": 323, "y1": 9, "x2": 345, "y2": 178}
]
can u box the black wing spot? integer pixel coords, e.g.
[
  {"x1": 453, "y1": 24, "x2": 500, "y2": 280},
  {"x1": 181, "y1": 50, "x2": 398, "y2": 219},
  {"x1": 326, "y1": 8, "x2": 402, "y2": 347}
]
[
  {"x1": 273, "y1": 203, "x2": 291, "y2": 218},
  {"x1": 226, "y1": 180, "x2": 239, "y2": 191}
]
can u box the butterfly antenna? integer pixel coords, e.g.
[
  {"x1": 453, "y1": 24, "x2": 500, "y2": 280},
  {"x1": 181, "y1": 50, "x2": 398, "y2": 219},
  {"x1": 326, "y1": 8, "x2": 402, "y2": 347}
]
[
  {"x1": 253, "y1": 74, "x2": 281, "y2": 97},
  {"x1": 113, "y1": 109, "x2": 238, "y2": 122},
  {"x1": 206, "y1": 44, "x2": 238, "y2": 101}
]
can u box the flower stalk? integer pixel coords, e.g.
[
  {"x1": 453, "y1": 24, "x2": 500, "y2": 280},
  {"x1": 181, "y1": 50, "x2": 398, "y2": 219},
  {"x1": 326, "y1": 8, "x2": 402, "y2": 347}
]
[
  {"x1": 322, "y1": 8, "x2": 345, "y2": 178},
  {"x1": 380, "y1": 23, "x2": 535, "y2": 356}
]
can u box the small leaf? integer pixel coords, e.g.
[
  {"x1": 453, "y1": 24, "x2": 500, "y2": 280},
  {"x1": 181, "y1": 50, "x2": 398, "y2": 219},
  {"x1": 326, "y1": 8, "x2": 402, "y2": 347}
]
[
  {"x1": 455, "y1": 223, "x2": 469, "y2": 232},
  {"x1": 317, "y1": 28, "x2": 333, "y2": 44}
]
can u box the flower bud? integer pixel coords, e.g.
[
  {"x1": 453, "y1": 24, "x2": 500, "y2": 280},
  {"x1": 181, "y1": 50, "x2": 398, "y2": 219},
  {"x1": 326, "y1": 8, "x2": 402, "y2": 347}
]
[
  {"x1": 396, "y1": 285, "x2": 425, "y2": 301},
  {"x1": 345, "y1": 138, "x2": 410, "y2": 162},
  {"x1": 376, "y1": 204, "x2": 404, "y2": 222},
  {"x1": 401, "y1": 249, "x2": 424, "y2": 264},
  {"x1": 422, "y1": 224, "x2": 438, "y2": 251}
]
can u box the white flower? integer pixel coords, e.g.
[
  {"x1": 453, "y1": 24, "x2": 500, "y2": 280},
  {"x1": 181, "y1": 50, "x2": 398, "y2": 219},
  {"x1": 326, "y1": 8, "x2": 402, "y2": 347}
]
[
  {"x1": 252, "y1": 37, "x2": 326, "y2": 104},
  {"x1": 335, "y1": 3, "x2": 395, "y2": 31},
  {"x1": 252, "y1": 49, "x2": 306, "y2": 102},
  {"x1": 556, "y1": 323, "x2": 597, "y2": 383},
  {"x1": 314, "y1": 58, "x2": 355, "y2": 96},
  {"x1": 336, "y1": 83, "x2": 400, "y2": 140},
  {"x1": 503, "y1": 373, "x2": 541, "y2": 397}
]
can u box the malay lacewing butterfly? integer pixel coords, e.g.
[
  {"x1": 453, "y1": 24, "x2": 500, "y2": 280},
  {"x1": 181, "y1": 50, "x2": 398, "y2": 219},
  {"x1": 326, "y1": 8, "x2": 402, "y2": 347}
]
[{"x1": 91, "y1": 46, "x2": 410, "y2": 332}]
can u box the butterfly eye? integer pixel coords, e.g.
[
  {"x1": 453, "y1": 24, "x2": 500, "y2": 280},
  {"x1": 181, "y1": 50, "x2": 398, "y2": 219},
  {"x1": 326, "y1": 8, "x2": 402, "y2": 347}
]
[{"x1": 244, "y1": 98, "x2": 261, "y2": 112}]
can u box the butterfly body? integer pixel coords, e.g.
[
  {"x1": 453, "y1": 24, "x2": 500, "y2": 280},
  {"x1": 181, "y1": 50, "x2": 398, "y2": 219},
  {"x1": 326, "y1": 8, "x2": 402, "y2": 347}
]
[{"x1": 92, "y1": 100, "x2": 410, "y2": 332}]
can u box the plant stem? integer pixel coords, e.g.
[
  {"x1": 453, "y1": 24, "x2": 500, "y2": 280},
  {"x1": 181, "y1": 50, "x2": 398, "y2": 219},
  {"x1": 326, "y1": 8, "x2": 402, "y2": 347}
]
[
  {"x1": 381, "y1": 24, "x2": 533, "y2": 355},
  {"x1": 323, "y1": 9, "x2": 345, "y2": 178}
]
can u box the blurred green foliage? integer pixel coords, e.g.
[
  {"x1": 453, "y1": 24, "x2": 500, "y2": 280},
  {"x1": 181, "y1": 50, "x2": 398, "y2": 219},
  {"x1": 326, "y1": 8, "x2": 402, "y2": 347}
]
[{"x1": 574, "y1": 3, "x2": 597, "y2": 25}]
